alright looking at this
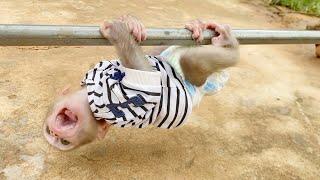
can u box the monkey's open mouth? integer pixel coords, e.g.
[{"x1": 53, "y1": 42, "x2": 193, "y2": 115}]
[{"x1": 56, "y1": 108, "x2": 78, "y2": 131}]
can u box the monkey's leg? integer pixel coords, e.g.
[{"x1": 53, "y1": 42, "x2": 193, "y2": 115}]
[
  {"x1": 147, "y1": 46, "x2": 169, "y2": 56},
  {"x1": 180, "y1": 23, "x2": 239, "y2": 86},
  {"x1": 179, "y1": 46, "x2": 239, "y2": 86}
]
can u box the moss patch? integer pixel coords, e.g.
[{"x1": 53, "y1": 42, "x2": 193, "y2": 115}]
[{"x1": 270, "y1": 0, "x2": 320, "y2": 16}]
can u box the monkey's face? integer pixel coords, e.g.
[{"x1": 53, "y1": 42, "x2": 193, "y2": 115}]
[{"x1": 43, "y1": 88, "x2": 110, "y2": 151}]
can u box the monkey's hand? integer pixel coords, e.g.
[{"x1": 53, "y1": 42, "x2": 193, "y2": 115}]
[
  {"x1": 208, "y1": 22, "x2": 239, "y2": 48},
  {"x1": 185, "y1": 20, "x2": 239, "y2": 48},
  {"x1": 100, "y1": 15, "x2": 147, "y2": 43},
  {"x1": 99, "y1": 15, "x2": 152, "y2": 71},
  {"x1": 185, "y1": 20, "x2": 207, "y2": 43}
]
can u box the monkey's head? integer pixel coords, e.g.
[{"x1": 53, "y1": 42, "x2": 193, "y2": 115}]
[{"x1": 43, "y1": 87, "x2": 110, "y2": 151}]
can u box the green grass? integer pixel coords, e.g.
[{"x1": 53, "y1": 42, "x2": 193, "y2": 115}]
[{"x1": 270, "y1": 0, "x2": 320, "y2": 16}]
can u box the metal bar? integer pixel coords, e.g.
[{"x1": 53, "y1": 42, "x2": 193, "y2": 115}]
[{"x1": 0, "y1": 24, "x2": 320, "y2": 46}]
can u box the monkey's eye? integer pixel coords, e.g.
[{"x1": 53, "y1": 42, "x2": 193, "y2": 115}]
[{"x1": 60, "y1": 139, "x2": 71, "y2": 145}]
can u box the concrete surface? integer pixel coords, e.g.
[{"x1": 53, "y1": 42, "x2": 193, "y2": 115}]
[{"x1": 0, "y1": 0, "x2": 320, "y2": 179}]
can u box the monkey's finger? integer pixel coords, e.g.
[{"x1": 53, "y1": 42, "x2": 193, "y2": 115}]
[
  {"x1": 194, "y1": 24, "x2": 204, "y2": 43},
  {"x1": 196, "y1": 19, "x2": 207, "y2": 31},
  {"x1": 99, "y1": 21, "x2": 111, "y2": 37},
  {"x1": 223, "y1": 24, "x2": 231, "y2": 31},
  {"x1": 211, "y1": 36, "x2": 228, "y2": 47},
  {"x1": 197, "y1": 30, "x2": 204, "y2": 43},
  {"x1": 190, "y1": 19, "x2": 203, "y2": 26},
  {"x1": 132, "y1": 22, "x2": 141, "y2": 42},
  {"x1": 222, "y1": 24, "x2": 232, "y2": 35},
  {"x1": 128, "y1": 18, "x2": 141, "y2": 42},
  {"x1": 185, "y1": 23, "x2": 194, "y2": 32},
  {"x1": 214, "y1": 24, "x2": 228, "y2": 36},
  {"x1": 206, "y1": 22, "x2": 226, "y2": 37},
  {"x1": 195, "y1": 19, "x2": 202, "y2": 24},
  {"x1": 200, "y1": 21, "x2": 207, "y2": 31},
  {"x1": 211, "y1": 37, "x2": 220, "y2": 46},
  {"x1": 198, "y1": 22, "x2": 206, "y2": 41},
  {"x1": 185, "y1": 23, "x2": 201, "y2": 41},
  {"x1": 137, "y1": 26, "x2": 142, "y2": 42},
  {"x1": 192, "y1": 32, "x2": 199, "y2": 40},
  {"x1": 192, "y1": 26, "x2": 201, "y2": 41},
  {"x1": 136, "y1": 19, "x2": 144, "y2": 42},
  {"x1": 120, "y1": 14, "x2": 131, "y2": 22},
  {"x1": 139, "y1": 23, "x2": 146, "y2": 41},
  {"x1": 140, "y1": 23, "x2": 147, "y2": 41},
  {"x1": 119, "y1": 15, "x2": 126, "y2": 21},
  {"x1": 127, "y1": 21, "x2": 134, "y2": 33},
  {"x1": 101, "y1": 21, "x2": 111, "y2": 30},
  {"x1": 205, "y1": 21, "x2": 219, "y2": 30},
  {"x1": 184, "y1": 23, "x2": 195, "y2": 39}
]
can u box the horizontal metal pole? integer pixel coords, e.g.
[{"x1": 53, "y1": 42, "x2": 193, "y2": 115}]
[{"x1": 0, "y1": 24, "x2": 320, "y2": 46}]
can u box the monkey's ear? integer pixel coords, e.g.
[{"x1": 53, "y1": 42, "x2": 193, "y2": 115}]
[
  {"x1": 96, "y1": 121, "x2": 111, "y2": 140},
  {"x1": 57, "y1": 86, "x2": 71, "y2": 96}
]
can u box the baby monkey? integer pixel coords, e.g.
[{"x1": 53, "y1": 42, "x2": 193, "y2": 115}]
[{"x1": 43, "y1": 15, "x2": 239, "y2": 151}]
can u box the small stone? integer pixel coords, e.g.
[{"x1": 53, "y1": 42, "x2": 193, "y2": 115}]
[
  {"x1": 291, "y1": 133, "x2": 307, "y2": 146},
  {"x1": 8, "y1": 95, "x2": 17, "y2": 99},
  {"x1": 216, "y1": 149, "x2": 224, "y2": 156},
  {"x1": 185, "y1": 156, "x2": 195, "y2": 168},
  {"x1": 278, "y1": 106, "x2": 291, "y2": 115},
  {"x1": 296, "y1": 97, "x2": 303, "y2": 103},
  {"x1": 307, "y1": 147, "x2": 313, "y2": 154}
]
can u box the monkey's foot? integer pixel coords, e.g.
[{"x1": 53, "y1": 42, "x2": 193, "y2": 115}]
[{"x1": 199, "y1": 70, "x2": 229, "y2": 96}]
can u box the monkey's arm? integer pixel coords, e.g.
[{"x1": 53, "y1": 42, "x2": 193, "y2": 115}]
[{"x1": 108, "y1": 22, "x2": 153, "y2": 71}]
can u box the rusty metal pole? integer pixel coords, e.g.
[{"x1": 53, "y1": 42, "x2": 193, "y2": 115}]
[{"x1": 0, "y1": 24, "x2": 320, "y2": 46}]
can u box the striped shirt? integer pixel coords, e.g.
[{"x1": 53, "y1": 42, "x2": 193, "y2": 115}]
[{"x1": 81, "y1": 56, "x2": 193, "y2": 129}]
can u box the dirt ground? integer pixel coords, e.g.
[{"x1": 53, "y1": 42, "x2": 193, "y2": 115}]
[{"x1": 0, "y1": 0, "x2": 320, "y2": 179}]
